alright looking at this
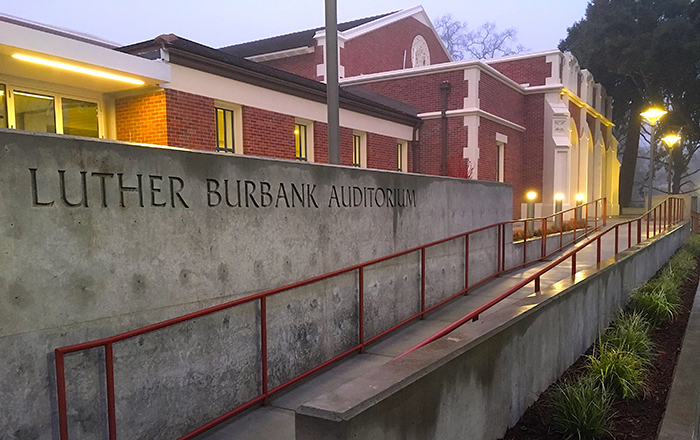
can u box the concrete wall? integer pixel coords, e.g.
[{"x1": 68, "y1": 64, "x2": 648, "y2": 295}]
[
  {"x1": 0, "y1": 129, "x2": 511, "y2": 440},
  {"x1": 295, "y1": 223, "x2": 690, "y2": 440}
]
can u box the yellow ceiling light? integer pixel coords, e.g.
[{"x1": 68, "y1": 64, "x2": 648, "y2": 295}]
[
  {"x1": 13, "y1": 91, "x2": 53, "y2": 100},
  {"x1": 640, "y1": 108, "x2": 667, "y2": 125},
  {"x1": 12, "y1": 53, "x2": 145, "y2": 86},
  {"x1": 526, "y1": 191, "x2": 537, "y2": 201},
  {"x1": 661, "y1": 134, "x2": 681, "y2": 148}
]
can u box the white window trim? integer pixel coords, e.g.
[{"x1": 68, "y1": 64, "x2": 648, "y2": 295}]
[
  {"x1": 214, "y1": 100, "x2": 243, "y2": 154},
  {"x1": 398, "y1": 140, "x2": 409, "y2": 172},
  {"x1": 353, "y1": 130, "x2": 367, "y2": 168},
  {"x1": 496, "y1": 141, "x2": 505, "y2": 183},
  {"x1": 0, "y1": 77, "x2": 105, "y2": 138},
  {"x1": 295, "y1": 117, "x2": 314, "y2": 162}
]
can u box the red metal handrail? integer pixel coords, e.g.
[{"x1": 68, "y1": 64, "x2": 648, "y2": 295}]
[
  {"x1": 54, "y1": 197, "x2": 607, "y2": 440},
  {"x1": 397, "y1": 196, "x2": 684, "y2": 358}
]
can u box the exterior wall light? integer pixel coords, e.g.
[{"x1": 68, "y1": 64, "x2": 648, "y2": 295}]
[
  {"x1": 12, "y1": 53, "x2": 146, "y2": 85},
  {"x1": 575, "y1": 193, "x2": 585, "y2": 222}
]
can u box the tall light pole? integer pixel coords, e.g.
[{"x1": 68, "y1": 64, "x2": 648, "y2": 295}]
[
  {"x1": 325, "y1": 0, "x2": 340, "y2": 164},
  {"x1": 661, "y1": 134, "x2": 681, "y2": 194},
  {"x1": 640, "y1": 108, "x2": 667, "y2": 211}
]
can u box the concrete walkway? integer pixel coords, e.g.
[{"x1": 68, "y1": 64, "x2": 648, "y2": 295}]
[{"x1": 196, "y1": 217, "x2": 663, "y2": 440}]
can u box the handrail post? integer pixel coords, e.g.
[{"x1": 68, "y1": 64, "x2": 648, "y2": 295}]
[
  {"x1": 464, "y1": 234, "x2": 469, "y2": 295},
  {"x1": 595, "y1": 202, "x2": 598, "y2": 230},
  {"x1": 559, "y1": 212, "x2": 563, "y2": 249},
  {"x1": 585, "y1": 204, "x2": 589, "y2": 235},
  {"x1": 603, "y1": 197, "x2": 607, "y2": 226},
  {"x1": 534, "y1": 276, "x2": 540, "y2": 293},
  {"x1": 497, "y1": 224, "x2": 502, "y2": 274},
  {"x1": 628, "y1": 221, "x2": 631, "y2": 249},
  {"x1": 541, "y1": 218, "x2": 547, "y2": 259},
  {"x1": 571, "y1": 252, "x2": 577, "y2": 276},
  {"x1": 646, "y1": 213, "x2": 650, "y2": 239},
  {"x1": 56, "y1": 350, "x2": 69, "y2": 440},
  {"x1": 638, "y1": 218, "x2": 642, "y2": 244},
  {"x1": 615, "y1": 225, "x2": 619, "y2": 254},
  {"x1": 523, "y1": 220, "x2": 527, "y2": 265},
  {"x1": 359, "y1": 267, "x2": 364, "y2": 352},
  {"x1": 106, "y1": 343, "x2": 117, "y2": 440},
  {"x1": 597, "y1": 237, "x2": 601, "y2": 264},
  {"x1": 261, "y1": 296, "x2": 268, "y2": 405},
  {"x1": 420, "y1": 248, "x2": 426, "y2": 319},
  {"x1": 654, "y1": 207, "x2": 657, "y2": 235}
]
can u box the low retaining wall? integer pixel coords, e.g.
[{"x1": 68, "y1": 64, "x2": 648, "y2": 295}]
[{"x1": 295, "y1": 223, "x2": 690, "y2": 440}]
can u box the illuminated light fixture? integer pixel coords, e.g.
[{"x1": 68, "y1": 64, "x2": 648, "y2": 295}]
[
  {"x1": 554, "y1": 193, "x2": 565, "y2": 201},
  {"x1": 526, "y1": 191, "x2": 537, "y2": 201},
  {"x1": 13, "y1": 91, "x2": 53, "y2": 100},
  {"x1": 0, "y1": 90, "x2": 4, "y2": 96},
  {"x1": 575, "y1": 193, "x2": 585, "y2": 202},
  {"x1": 640, "y1": 108, "x2": 667, "y2": 126},
  {"x1": 294, "y1": 129, "x2": 299, "y2": 134},
  {"x1": 12, "y1": 53, "x2": 145, "y2": 85},
  {"x1": 661, "y1": 134, "x2": 681, "y2": 148}
]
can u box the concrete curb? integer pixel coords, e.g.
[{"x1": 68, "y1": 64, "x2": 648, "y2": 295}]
[{"x1": 658, "y1": 283, "x2": 700, "y2": 440}]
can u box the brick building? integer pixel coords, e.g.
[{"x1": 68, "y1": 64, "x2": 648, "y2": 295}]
[{"x1": 0, "y1": 6, "x2": 619, "y2": 218}]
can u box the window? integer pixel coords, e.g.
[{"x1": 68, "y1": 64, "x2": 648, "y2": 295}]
[
  {"x1": 352, "y1": 134, "x2": 361, "y2": 167},
  {"x1": 352, "y1": 131, "x2": 366, "y2": 168},
  {"x1": 496, "y1": 141, "x2": 505, "y2": 182},
  {"x1": 62, "y1": 98, "x2": 98, "y2": 138},
  {"x1": 295, "y1": 123, "x2": 308, "y2": 161},
  {"x1": 216, "y1": 108, "x2": 235, "y2": 153},
  {"x1": 1, "y1": 83, "x2": 101, "y2": 137},
  {"x1": 0, "y1": 85, "x2": 6, "y2": 129},
  {"x1": 14, "y1": 91, "x2": 56, "y2": 133}
]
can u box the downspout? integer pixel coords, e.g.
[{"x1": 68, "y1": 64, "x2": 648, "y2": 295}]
[
  {"x1": 439, "y1": 81, "x2": 452, "y2": 176},
  {"x1": 411, "y1": 124, "x2": 421, "y2": 173}
]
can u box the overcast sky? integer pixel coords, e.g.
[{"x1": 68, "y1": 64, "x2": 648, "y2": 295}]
[{"x1": 0, "y1": 0, "x2": 590, "y2": 52}]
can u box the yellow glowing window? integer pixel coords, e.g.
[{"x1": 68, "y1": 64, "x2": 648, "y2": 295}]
[
  {"x1": 14, "y1": 90, "x2": 56, "y2": 133},
  {"x1": 353, "y1": 135, "x2": 361, "y2": 167},
  {"x1": 216, "y1": 108, "x2": 235, "y2": 153},
  {"x1": 0, "y1": 85, "x2": 6, "y2": 129},
  {"x1": 62, "y1": 98, "x2": 98, "y2": 138},
  {"x1": 295, "y1": 123, "x2": 307, "y2": 161}
]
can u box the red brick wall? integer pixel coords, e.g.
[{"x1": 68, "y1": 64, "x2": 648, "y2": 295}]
[
  {"x1": 115, "y1": 91, "x2": 168, "y2": 146},
  {"x1": 241, "y1": 106, "x2": 296, "y2": 160},
  {"x1": 479, "y1": 73, "x2": 525, "y2": 126},
  {"x1": 360, "y1": 70, "x2": 466, "y2": 113},
  {"x1": 342, "y1": 17, "x2": 451, "y2": 77},
  {"x1": 261, "y1": 47, "x2": 323, "y2": 81},
  {"x1": 164, "y1": 89, "x2": 216, "y2": 151},
  {"x1": 478, "y1": 119, "x2": 524, "y2": 218},
  {"x1": 521, "y1": 94, "x2": 545, "y2": 206},
  {"x1": 489, "y1": 56, "x2": 551, "y2": 87},
  {"x1": 367, "y1": 133, "x2": 399, "y2": 171},
  {"x1": 412, "y1": 117, "x2": 468, "y2": 177}
]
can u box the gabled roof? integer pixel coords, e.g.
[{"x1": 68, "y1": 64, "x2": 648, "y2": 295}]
[
  {"x1": 219, "y1": 13, "x2": 394, "y2": 58},
  {"x1": 119, "y1": 35, "x2": 421, "y2": 126}
]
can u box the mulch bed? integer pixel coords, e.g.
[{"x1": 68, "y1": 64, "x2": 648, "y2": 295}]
[{"x1": 500, "y1": 256, "x2": 700, "y2": 440}]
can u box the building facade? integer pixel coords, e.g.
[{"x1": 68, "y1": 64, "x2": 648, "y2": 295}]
[{"x1": 0, "y1": 6, "x2": 619, "y2": 218}]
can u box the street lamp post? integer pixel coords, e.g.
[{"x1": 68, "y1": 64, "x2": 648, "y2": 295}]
[
  {"x1": 661, "y1": 134, "x2": 681, "y2": 194},
  {"x1": 640, "y1": 108, "x2": 668, "y2": 211},
  {"x1": 526, "y1": 191, "x2": 537, "y2": 236}
]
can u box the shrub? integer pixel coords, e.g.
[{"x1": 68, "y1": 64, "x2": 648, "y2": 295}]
[
  {"x1": 631, "y1": 289, "x2": 679, "y2": 325},
  {"x1": 588, "y1": 343, "x2": 647, "y2": 399},
  {"x1": 602, "y1": 312, "x2": 654, "y2": 364},
  {"x1": 550, "y1": 377, "x2": 613, "y2": 440}
]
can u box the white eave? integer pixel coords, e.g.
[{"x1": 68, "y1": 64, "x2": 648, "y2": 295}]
[{"x1": 0, "y1": 19, "x2": 170, "y2": 93}]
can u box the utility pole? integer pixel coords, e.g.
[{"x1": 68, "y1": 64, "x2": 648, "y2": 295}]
[{"x1": 325, "y1": 0, "x2": 340, "y2": 164}]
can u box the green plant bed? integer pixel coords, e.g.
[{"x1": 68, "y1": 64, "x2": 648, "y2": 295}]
[{"x1": 501, "y1": 234, "x2": 700, "y2": 440}]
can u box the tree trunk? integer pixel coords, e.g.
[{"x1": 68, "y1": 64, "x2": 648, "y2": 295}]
[{"x1": 619, "y1": 99, "x2": 643, "y2": 207}]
